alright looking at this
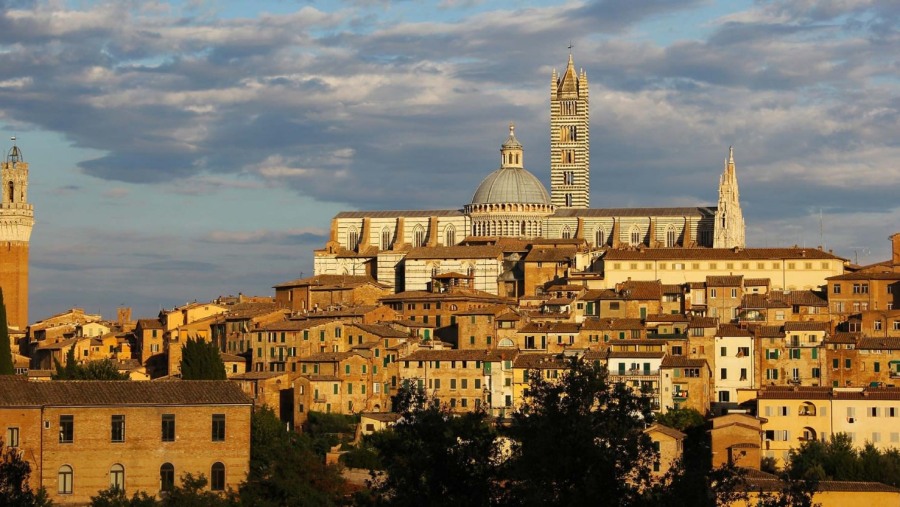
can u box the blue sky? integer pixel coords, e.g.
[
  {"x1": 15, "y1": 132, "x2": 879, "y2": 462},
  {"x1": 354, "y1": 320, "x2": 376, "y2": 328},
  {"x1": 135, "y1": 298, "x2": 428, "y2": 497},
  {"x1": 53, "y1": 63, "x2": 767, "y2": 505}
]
[{"x1": 3, "y1": 0, "x2": 900, "y2": 320}]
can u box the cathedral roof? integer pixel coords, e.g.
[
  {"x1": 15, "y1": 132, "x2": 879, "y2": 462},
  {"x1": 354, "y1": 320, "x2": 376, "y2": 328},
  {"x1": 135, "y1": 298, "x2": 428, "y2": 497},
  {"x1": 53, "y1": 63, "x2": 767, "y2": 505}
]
[{"x1": 471, "y1": 166, "x2": 551, "y2": 205}]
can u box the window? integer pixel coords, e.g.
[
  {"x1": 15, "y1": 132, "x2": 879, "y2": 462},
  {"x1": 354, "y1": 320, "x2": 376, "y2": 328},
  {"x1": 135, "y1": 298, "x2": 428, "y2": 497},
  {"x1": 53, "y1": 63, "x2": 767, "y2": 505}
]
[
  {"x1": 211, "y1": 462, "x2": 225, "y2": 491},
  {"x1": 6, "y1": 427, "x2": 19, "y2": 448},
  {"x1": 720, "y1": 346, "x2": 727, "y2": 357},
  {"x1": 111, "y1": 415, "x2": 125, "y2": 443},
  {"x1": 833, "y1": 284, "x2": 841, "y2": 294},
  {"x1": 110, "y1": 464, "x2": 124, "y2": 491},
  {"x1": 875, "y1": 320, "x2": 883, "y2": 331},
  {"x1": 160, "y1": 463, "x2": 175, "y2": 492},
  {"x1": 58, "y1": 465, "x2": 73, "y2": 494},
  {"x1": 630, "y1": 227, "x2": 641, "y2": 246},
  {"x1": 212, "y1": 414, "x2": 225, "y2": 442},
  {"x1": 720, "y1": 368, "x2": 727, "y2": 380},
  {"x1": 59, "y1": 415, "x2": 73, "y2": 443},
  {"x1": 161, "y1": 414, "x2": 175, "y2": 442}
]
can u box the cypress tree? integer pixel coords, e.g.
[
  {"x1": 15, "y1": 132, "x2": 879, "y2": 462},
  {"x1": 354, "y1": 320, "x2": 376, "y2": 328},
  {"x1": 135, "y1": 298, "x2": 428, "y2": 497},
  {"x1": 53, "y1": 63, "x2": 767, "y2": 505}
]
[
  {"x1": 181, "y1": 337, "x2": 226, "y2": 380},
  {"x1": 0, "y1": 288, "x2": 14, "y2": 375}
]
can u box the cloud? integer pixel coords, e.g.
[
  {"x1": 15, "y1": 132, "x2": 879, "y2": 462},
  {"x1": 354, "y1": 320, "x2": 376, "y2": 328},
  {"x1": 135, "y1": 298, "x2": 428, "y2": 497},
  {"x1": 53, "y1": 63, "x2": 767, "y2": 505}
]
[{"x1": 201, "y1": 228, "x2": 328, "y2": 245}]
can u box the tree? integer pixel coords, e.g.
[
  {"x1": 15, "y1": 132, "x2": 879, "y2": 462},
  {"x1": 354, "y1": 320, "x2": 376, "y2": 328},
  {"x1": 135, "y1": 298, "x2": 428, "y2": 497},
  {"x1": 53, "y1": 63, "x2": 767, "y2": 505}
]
[
  {"x1": 655, "y1": 407, "x2": 705, "y2": 432},
  {"x1": 52, "y1": 348, "x2": 129, "y2": 381},
  {"x1": 0, "y1": 438, "x2": 52, "y2": 507},
  {"x1": 238, "y1": 407, "x2": 346, "y2": 507},
  {"x1": 367, "y1": 382, "x2": 501, "y2": 507},
  {"x1": 180, "y1": 338, "x2": 226, "y2": 380},
  {"x1": 501, "y1": 357, "x2": 658, "y2": 506},
  {"x1": 0, "y1": 288, "x2": 15, "y2": 375}
]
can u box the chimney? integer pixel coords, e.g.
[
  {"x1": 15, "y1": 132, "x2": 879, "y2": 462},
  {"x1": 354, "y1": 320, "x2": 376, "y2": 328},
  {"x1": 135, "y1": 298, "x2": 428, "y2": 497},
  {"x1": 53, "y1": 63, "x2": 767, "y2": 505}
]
[{"x1": 892, "y1": 233, "x2": 900, "y2": 273}]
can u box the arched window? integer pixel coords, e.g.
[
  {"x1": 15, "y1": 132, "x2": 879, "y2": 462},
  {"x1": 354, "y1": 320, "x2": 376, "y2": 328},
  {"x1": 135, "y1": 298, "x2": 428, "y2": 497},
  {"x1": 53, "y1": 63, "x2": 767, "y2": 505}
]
[
  {"x1": 347, "y1": 227, "x2": 359, "y2": 251},
  {"x1": 211, "y1": 462, "x2": 226, "y2": 491},
  {"x1": 110, "y1": 464, "x2": 124, "y2": 491},
  {"x1": 7, "y1": 181, "x2": 13, "y2": 203},
  {"x1": 498, "y1": 338, "x2": 515, "y2": 348},
  {"x1": 160, "y1": 463, "x2": 175, "y2": 492},
  {"x1": 595, "y1": 227, "x2": 606, "y2": 247},
  {"x1": 58, "y1": 465, "x2": 73, "y2": 494},
  {"x1": 565, "y1": 193, "x2": 573, "y2": 207},
  {"x1": 413, "y1": 225, "x2": 425, "y2": 248},
  {"x1": 381, "y1": 228, "x2": 391, "y2": 251},
  {"x1": 666, "y1": 226, "x2": 677, "y2": 248},
  {"x1": 562, "y1": 226, "x2": 571, "y2": 240},
  {"x1": 444, "y1": 226, "x2": 456, "y2": 246},
  {"x1": 630, "y1": 226, "x2": 642, "y2": 246}
]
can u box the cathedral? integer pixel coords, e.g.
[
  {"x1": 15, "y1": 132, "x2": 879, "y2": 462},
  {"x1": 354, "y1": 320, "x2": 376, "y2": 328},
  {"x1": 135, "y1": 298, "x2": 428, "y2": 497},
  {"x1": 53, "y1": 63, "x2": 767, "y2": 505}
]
[{"x1": 314, "y1": 54, "x2": 745, "y2": 296}]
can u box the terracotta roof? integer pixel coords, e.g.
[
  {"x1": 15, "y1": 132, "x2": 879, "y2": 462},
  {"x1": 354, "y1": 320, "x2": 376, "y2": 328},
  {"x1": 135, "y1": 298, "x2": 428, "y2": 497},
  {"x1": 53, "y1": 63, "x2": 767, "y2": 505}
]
[
  {"x1": 220, "y1": 353, "x2": 247, "y2": 362},
  {"x1": 717, "y1": 325, "x2": 752, "y2": 337},
  {"x1": 222, "y1": 303, "x2": 282, "y2": 320},
  {"x1": 582, "y1": 318, "x2": 646, "y2": 331},
  {"x1": 513, "y1": 353, "x2": 570, "y2": 369},
  {"x1": 259, "y1": 319, "x2": 319, "y2": 331},
  {"x1": 542, "y1": 297, "x2": 574, "y2": 306},
  {"x1": 783, "y1": 321, "x2": 829, "y2": 332},
  {"x1": 402, "y1": 349, "x2": 515, "y2": 362},
  {"x1": 380, "y1": 288, "x2": 503, "y2": 303},
  {"x1": 496, "y1": 312, "x2": 521, "y2": 322},
  {"x1": 433, "y1": 272, "x2": 473, "y2": 280},
  {"x1": 229, "y1": 371, "x2": 288, "y2": 381},
  {"x1": 757, "y1": 386, "x2": 900, "y2": 400},
  {"x1": 774, "y1": 290, "x2": 828, "y2": 307},
  {"x1": 857, "y1": 338, "x2": 900, "y2": 350},
  {"x1": 828, "y1": 272, "x2": 900, "y2": 281},
  {"x1": 645, "y1": 423, "x2": 686, "y2": 440},
  {"x1": 661, "y1": 356, "x2": 708, "y2": 368},
  {"x1": 518, "y1": 322, "x2": 580, "y2": 333},
  {"x1": 706, "y1": 275, "x2": 743, "y2": 287},
  {"x1": 580, "y1": 289, "x2": 621, "y2": 301},
  {"x1": 297, "y1": 352, "x2": 356, "y2": 362},
  {"x1": 136, "y1": 319, "x2": 163, "y2": 329},
  {"x1": 618, "y1": 280, "x2": 663, "y2": 300},
  {"x1": 826, "y1": 332, "x2": 860, "y2": 344},
  {"x1": 754, "y1": 326, "x2": 786, "y2": 339},
  {"x1": 350, "y1": 323, "x2": 409, "y2": 338},
  {"x1": 524, "y1": 247, "x2": 577, "y2": 263},
  {"x1": 304, "y1": 305, "x2": 384, "y2": 318},
  {"x1": 455, "y1": 304, "x2": 509, "y2": 316},
  {"x1": 361, "y1": 412, "x2": 401, "y2": 423},
  {"x1": 607, "y1": 351, "x2": 665, "y2": 359},
  {"x1": 0, "y1": 378, "x2": 251, "y2": 407},
  {"x1": 688, "y1": 317, "x2": 719, "y2": 329},
  {"x1": 744, "y1": 278, "x2": 770, "y2": 286},
  {"x1": 603, "y1": 247, "x2": 844, "y2": 261},
  {"x1": 273, "y1": 274, "x2": 381, "y2": 289},
  {"x1": 405, "y1": 245, "x2": 504, "y2": 260}
]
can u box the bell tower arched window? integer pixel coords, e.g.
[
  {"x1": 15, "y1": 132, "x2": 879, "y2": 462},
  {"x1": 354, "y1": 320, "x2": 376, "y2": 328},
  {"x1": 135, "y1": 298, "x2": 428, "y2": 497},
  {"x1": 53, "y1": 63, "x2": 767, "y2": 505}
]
[{"x1": 7, "y1": 181, "x2": 12, "y2": 203}]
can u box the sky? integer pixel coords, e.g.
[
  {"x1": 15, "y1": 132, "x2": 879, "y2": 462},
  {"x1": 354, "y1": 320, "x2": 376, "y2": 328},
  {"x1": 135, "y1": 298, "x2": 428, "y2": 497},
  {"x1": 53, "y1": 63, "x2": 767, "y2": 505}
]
[{"x1": 2, "y1": 0, "x2": 899, "y2": 321}]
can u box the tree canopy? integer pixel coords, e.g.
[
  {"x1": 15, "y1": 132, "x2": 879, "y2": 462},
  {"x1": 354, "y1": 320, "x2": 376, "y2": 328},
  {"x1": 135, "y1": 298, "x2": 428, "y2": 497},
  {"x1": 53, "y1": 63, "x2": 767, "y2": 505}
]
[
  {"x1": 238, "y1": 406, "x2": 347, "y2": 507},
  {"x1": 0, "y1": 438, "x2": 51, "y2": 507},
  {"x1": 180, "y1": 337, "x2": 226, "y2": 380},
  {"x1": 0, "y1": 288, "x2": 14, "y2": 375},
  {"x1": 52, "y1": 348, "x2": 129, "y2": 380}
]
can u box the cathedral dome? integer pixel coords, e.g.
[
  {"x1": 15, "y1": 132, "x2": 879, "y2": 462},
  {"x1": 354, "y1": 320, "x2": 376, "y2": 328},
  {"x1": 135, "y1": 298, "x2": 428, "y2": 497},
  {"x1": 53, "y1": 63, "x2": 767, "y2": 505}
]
[
  {"x1": 471, "y1": 166, "x2": 551, "y2": 205},
  {"x1": 470, "y1": 124, "x2": 551, "y2": 205}
]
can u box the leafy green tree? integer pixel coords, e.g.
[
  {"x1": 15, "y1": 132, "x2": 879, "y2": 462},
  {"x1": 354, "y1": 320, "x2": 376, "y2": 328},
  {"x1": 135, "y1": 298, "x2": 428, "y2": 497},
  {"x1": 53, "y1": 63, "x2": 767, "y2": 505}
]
[
  {"x1": 52, "y1": 348, "x2": 129, "y2": 380},
  {"x1": 159, "y1": 473, "x2": 232, "y2": 507},
  {"x1": 90, "y1": 486, "x2": 156, "y2": 507},
  {"x1": 655, "y1": 407, "x2": 705, "y2": 431},
  {"x1": 180, "y1": 338, "x2": 226, "y2": 380},
  {"x1": 238, "y1": 407, "x2": 346, "y2": 507},
  {"x1": 367, "y1": 383, "x2": 501, "y2": 507},
  {"x1": 0, "y1": 288, "x2": 14, "y2": 375},
  {"x1": 501, "y1": 357, "x2": 657, "y2": 506},
  {"x1": 0, "y1": 438, "x2": 52, "y2": 506}
]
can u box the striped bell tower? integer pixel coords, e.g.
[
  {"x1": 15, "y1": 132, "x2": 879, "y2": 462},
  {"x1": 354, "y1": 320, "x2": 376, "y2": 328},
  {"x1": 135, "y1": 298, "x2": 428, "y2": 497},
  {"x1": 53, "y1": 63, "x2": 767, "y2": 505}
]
[{"x1": 550, "y1": 51, "x2": 590, "y2": 208}]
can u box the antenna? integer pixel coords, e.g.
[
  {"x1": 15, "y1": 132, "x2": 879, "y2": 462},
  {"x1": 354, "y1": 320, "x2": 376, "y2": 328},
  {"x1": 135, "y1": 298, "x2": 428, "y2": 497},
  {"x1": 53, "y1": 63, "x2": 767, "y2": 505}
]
[
  {"x1": 848, "y1": 247, "x2": 870, "y2": 265},
  {"x1": 819, "y1": 209, "x2": 825, "y2": 251}
]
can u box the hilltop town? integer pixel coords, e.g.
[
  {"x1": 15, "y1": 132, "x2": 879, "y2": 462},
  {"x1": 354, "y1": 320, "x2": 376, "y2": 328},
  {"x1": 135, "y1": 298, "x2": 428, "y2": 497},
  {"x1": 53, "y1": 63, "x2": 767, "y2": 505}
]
[{"x1": 2, "y1": 54, "x2": 900, "y2": 505}]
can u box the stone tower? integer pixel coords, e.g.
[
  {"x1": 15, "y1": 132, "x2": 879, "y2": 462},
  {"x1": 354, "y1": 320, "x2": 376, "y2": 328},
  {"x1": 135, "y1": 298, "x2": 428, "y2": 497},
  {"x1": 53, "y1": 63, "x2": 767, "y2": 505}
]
[
  {"x1": 0, "y1": 140, "x2": 34, "y2": 329},
  {"x1": 713, "y1": 146, "x2": 745, "y2": 248},
  {"x1": 550, "y1": 52, "x2": 590, "y2": 208}
]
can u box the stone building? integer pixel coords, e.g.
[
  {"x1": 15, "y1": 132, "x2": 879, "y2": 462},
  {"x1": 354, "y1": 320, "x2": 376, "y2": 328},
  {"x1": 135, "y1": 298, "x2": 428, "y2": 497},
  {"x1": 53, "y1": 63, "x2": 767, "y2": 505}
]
[
  {"x1": 0, "y1": 141, "x2": 33, "y2": 330},
  {"x1": 0, "y1": 377, "x2": 251, "y2": 505},
  {"x1": 314, "y1": 54, "x2": 746, "y2": 295}
]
